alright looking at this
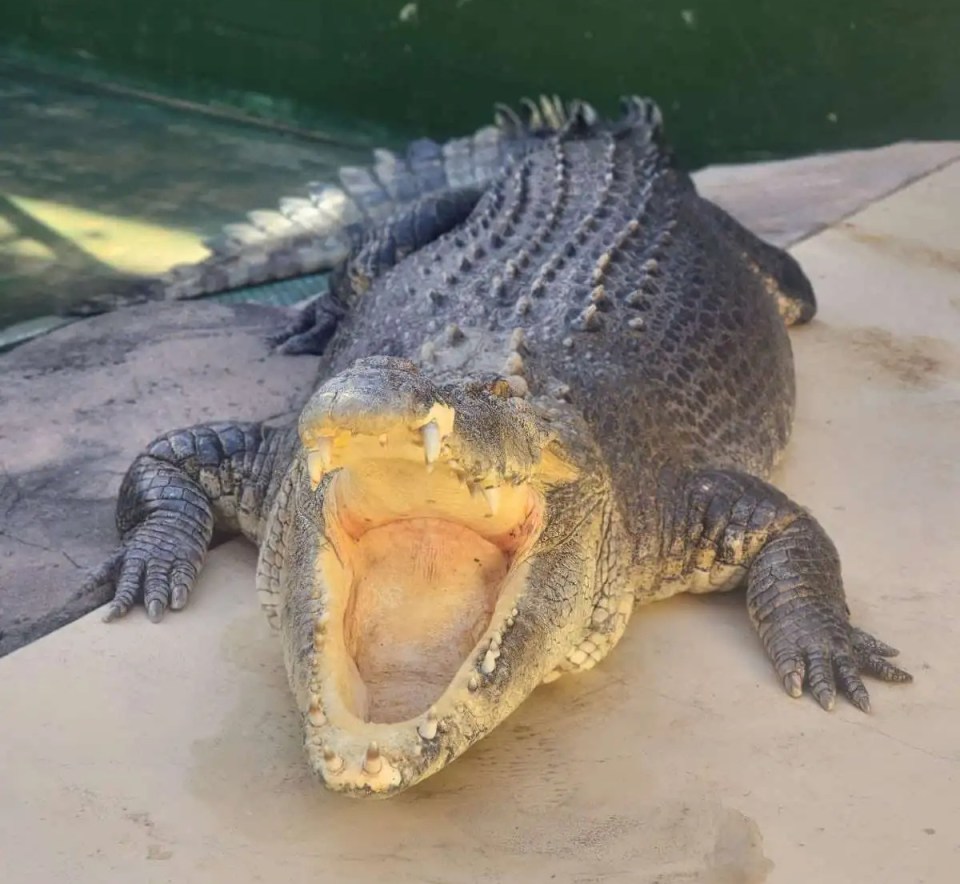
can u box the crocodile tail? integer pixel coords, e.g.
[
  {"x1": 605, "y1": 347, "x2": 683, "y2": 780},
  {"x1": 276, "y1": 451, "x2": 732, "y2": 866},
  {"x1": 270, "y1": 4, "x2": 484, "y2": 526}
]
[{"x1": 64, "y1": 96, "x2": 603, "y2": 316}]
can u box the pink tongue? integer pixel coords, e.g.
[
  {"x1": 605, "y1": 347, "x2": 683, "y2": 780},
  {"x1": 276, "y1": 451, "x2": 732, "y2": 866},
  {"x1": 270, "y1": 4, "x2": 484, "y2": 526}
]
[{"x1": 346, "y1": 518, "x2": 507, "y2": 723}]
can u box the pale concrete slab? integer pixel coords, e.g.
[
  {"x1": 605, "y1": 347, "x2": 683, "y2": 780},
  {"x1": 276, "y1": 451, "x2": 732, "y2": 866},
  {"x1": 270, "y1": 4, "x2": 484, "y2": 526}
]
[
  {"x1": 1, "y1": 161, "x2": 958, "y2": 884},
  {"x1": 694, "y1": 140, "x2": 960, "y2": 247}
]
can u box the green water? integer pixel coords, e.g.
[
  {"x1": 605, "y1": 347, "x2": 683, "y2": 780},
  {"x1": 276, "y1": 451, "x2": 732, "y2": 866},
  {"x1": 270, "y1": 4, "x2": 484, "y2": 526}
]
[
  {"x1": 0, "y1": 62, "x2": 368, "y2": 330},
  {"x1": 2, "y1": 1, "x2": 958, "y2": 167},
  {"x1": 0, "y1": 0, "x2": 957, "y2": 331}
]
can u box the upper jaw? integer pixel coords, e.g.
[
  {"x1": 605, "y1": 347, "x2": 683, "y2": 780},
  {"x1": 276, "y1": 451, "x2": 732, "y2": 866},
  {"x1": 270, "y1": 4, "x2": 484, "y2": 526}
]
[{"x1": 297, "y1": 356, "x2": 578, "y2": 492}]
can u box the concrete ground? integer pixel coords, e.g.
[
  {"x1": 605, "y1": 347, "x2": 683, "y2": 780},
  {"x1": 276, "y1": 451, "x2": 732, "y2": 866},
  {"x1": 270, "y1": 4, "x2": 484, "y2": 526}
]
[{"x1": 0, "y1": 151, "x2": 958, "y2": 882}]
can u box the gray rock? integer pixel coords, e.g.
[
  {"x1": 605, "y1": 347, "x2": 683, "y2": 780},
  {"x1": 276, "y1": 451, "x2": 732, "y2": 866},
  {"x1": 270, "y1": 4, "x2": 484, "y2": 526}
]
[{"x1": 0, "y1": 301, "x2": 317, "y2": 656}]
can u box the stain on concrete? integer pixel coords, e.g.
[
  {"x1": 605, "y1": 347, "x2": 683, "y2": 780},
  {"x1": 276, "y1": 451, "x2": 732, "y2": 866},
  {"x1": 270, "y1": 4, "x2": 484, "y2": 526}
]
[
  {"x1": 830, "y1": 325, "x2": 956, "y2": 389},
  {"x1": 703, "y1": 808, "x2": 773, "y2": 884},
  {"x1": 837, "y1": 222, "x2": 960, "y2": 274}
]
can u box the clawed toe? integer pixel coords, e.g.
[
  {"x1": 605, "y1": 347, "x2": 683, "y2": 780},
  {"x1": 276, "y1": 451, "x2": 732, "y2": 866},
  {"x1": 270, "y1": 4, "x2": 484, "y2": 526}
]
[
  {"x1": 858, "y1": 654, "x2": 913, "y2": 684},
  {"x1": 851, "y1": 627, "x2": 912, "y2": 683},
  {"x1": 834, "y1": 654, "x2": 871, "y2": 712},
  {"x1": 851, "y1": 627, "x2": 901, "y2": 658},
  {"x1": 782, "y1": 668, "x2": 804, "y2": 698},
  {"x1": 773, "y1": 628, "x2": 911, "y2": 713},
  {"x1": 805, "y1": 652, "x2": 837, "y2": 711}
]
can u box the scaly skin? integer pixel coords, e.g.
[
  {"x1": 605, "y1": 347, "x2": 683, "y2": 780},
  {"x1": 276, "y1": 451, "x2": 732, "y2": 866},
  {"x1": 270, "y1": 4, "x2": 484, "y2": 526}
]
[
  {"x1": 81, "y1": 96, "x2": 911, "y2": 796},
  {"x1": 63, "y1": 97, "x2": 570, "y2": 319}
]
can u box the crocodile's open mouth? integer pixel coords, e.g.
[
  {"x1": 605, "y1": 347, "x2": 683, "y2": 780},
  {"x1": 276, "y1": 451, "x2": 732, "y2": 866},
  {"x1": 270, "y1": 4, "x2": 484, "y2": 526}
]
[{"x1": 308, "y1": 417, "x2": 545, "y2": 729}]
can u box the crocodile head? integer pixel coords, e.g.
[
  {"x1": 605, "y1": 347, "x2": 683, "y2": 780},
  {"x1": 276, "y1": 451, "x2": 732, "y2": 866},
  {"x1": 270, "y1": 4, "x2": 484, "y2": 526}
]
[{"x1": 268, "y1": 356, "x2": 622, "y2": 796}]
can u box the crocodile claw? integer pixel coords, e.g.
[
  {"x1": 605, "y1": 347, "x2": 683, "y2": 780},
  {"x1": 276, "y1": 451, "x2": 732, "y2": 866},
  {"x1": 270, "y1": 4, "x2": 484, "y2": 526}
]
[{"x1": 772, "y1": 623, "x2": 912, "y2": 714}]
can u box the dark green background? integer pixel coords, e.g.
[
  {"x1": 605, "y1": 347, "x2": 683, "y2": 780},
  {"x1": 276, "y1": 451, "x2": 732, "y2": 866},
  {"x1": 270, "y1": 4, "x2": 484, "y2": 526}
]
[{"x1": 1, "y1": 1, "x2": 958, "y2": 167}]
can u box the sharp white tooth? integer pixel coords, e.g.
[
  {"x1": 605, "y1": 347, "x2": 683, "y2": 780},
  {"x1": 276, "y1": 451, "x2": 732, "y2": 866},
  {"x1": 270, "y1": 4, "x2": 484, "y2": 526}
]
[
  {"x1": 468, "y1": 674, "x2": 480, "y2": 692},
  {"x1": 417, "y1": 709, "x2": 439, "y2": 740},
  {"x1": 490, "y1": 630, "x2": 502, "y2": 648},
  {"x1": 420, "y1": 420, "x2": 441, "y2": 465},
  {"x1": 316, "y1": 436, "x2": 333, "y2": 467},
  {"x1": 308, "y1": 705, "x2": 326, "y2": 727},
  {"x1": 307, "y1": 437, "x2": 333, "y2": 489},
  {"x1": 482, "y1": 485, "x2": 501, "y2": 515},
  {"x1": 363, "y1": 742, "x2": 383, "y2": 774},
  {"x1": 481, "y1": 649, "x2": 497, "y2": 675},
  {"x1": 323, "y1": 747, "x2": 344, "y2": 773},
  {"x1": 307, "y1": 453, "x2": 325, "y2": 489}
]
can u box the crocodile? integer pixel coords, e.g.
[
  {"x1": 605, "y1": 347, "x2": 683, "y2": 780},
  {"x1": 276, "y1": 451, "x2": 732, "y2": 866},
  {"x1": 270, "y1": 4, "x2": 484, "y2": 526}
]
[{"x1": 81, "y1": 96, "x2": 912, "y2": 797}]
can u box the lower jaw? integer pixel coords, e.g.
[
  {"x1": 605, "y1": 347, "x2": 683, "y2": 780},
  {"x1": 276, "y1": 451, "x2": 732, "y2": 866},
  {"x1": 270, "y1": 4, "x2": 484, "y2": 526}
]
[
  {"x1": 297, "y1": 544, "x2": 538, "y2": 796},
  {"x1": 291, "y1": 461, "x2": 546, "y2": 792},
  {"x1": 342, "y1": 517, "x2": 512, "y2": 724}
]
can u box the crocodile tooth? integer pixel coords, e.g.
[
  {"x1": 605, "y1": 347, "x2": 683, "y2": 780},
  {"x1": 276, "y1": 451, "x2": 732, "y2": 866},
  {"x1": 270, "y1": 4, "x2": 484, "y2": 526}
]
[
  {"x1": 417, "y1": 709, "x2": 439, "y2": 740},
  {"x1": 307, "y1": 438, "x2": 333, "y2": 488},
  {"x1": 363, "y1": 742, "x2": 382, "y2": 774},
  {"x1": 481, "y1": 486, "x2": 501, "y2": 515},
  {"x1": 323, "y1": 747, "x2": 344, "y2": 773},
  {"x1": 490, "y1": 630, "x2": 502, "y2": 648},
  {"x1": 317, "y1": 437, "x2": 333, "y2": 467},
  {"x1": 481, "y1": 649, "x2": 497, "y2": 675},
  {"x1": 468, "y1": 674, "x2": 480, "y2": 691},
  {"x1": 420, "y1": 420, "x2": 441, "y2": 465},
  {"x1": 308, "y1": 705, "x2": 326, "y2": 727}
]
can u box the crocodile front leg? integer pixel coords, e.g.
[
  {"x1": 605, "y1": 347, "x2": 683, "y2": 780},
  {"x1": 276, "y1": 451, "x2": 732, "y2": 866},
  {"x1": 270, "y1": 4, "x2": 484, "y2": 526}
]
[
  {"x1": 80, "y1": 422, "x2": 295, "y2": 622},
  {"x1": 646, "y1": 469, "x2": 912, "y2": 711}
]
